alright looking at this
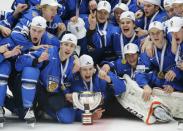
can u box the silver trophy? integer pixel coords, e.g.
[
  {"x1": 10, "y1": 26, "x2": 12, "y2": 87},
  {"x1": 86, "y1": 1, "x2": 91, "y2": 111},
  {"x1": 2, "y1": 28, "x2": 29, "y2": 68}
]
[{"x1": 72, "y1": 91, "x2": 102, "y2": 125}]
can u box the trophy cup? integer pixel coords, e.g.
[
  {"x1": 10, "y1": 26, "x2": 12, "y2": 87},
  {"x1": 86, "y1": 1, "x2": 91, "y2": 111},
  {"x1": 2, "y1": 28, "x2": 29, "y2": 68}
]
[{"x1": 72, "y1": 91, "x2": 102, "y2": 125}]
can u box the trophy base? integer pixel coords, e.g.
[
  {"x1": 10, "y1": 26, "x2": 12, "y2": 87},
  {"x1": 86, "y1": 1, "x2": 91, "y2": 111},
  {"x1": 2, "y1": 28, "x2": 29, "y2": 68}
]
[{"x1": 82, "y1": 113, "x2": 93, "y2": 125}]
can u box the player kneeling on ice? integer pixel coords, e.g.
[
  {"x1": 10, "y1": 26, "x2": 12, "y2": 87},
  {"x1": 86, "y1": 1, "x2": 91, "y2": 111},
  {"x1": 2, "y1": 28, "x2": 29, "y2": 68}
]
[
  {"x1": 34, "y1": 33, "x2": 80, "y2": 124},
  {"x1": 101, "y1": 43, "x2": 173, "y2": 124},
  {"x1": 64, "y1": 54, "x2": 126, "y2": 124}
]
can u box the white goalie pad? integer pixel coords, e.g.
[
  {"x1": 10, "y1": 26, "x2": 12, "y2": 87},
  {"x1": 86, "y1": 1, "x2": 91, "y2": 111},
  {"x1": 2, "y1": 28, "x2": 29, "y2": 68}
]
[
  {"x1": 72, "y1": 92, "x2": 102, "y2": 111},
  {"x1": 117, "y1": 74, "x2": 172, "y2": 124},
  {"x1": 153, "y1": 88, "x2": 183, "y2": 119}
]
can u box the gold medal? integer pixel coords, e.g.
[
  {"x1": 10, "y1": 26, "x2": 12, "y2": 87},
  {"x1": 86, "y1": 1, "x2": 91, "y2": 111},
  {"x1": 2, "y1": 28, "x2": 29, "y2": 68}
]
[
  {"x1": 121, "y1": 58, "x2": 126, "y2": 64},
  {"x1": 158, "y1": 72, "x2": 165, "y2": 79},
  {"x1": 61, "y1": 84, "x2": 66, "y2": 91},
  {"x1": 48, "y1": 81, "x2": 58, "y2": 92}
]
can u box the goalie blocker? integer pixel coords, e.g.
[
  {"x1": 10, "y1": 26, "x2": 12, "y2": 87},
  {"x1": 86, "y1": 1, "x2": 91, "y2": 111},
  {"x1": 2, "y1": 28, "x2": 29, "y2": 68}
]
[{"x1": 117, "y1": 74, "x2": 173, "y2": 124}]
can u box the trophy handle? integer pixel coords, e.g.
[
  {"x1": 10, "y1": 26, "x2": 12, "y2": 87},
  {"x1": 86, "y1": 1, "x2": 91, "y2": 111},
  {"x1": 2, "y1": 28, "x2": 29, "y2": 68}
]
[{"x1": 72, "y1": 92, "x2": 85, "y2": 110}]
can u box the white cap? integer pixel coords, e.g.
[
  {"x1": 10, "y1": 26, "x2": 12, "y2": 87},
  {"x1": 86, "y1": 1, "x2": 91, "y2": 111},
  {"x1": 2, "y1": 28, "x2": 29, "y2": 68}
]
[
  {"x1": 172, "y1": 0, "x2": 183, "y2": 4},
  {"x1": 120, "y1": 11, "x2": 135, "y2": 21},
  {"x1": 144, "y1": 0, "x2": 161, "y2": 6},
  {"x1": 124, "y1": 43, "x2": 139, "y2": 55},
  {"x1": 67, "y1": 17, "x2": 86, "y2": 39},
  {"x1": 31, "y1": 16, "x2": 47, "y2": 29},
  {"x1": 97, "y1": 1, "x2": 111, "y2": 13},
  {"x1": 60, "y1": 33, "x2": 77, "y2": 46},
  {"x1": 168, "y1": 16, "x2": 183, "y2": 32},
  {"x1": 40, "y1": 0, "x2": 61, "y2": 7},
  {"x1": 148, "y1": 21, "x2": 164, "y2": 31},
  {"x1": 113, "y1": 3, "x2": 129, "y2": 12},
  {"x1": 79, "y1": 55, "x2": 94, "y2": 68},
  {"x1": 164, "y1": 0, "x2": 173, "y2": 8}
]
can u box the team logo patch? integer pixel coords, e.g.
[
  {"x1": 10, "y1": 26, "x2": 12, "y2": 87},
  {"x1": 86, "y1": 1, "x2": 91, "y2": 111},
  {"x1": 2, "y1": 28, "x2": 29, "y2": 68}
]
[{"x1": 48, "y1": 81, "x2": 58, "y2": 92}]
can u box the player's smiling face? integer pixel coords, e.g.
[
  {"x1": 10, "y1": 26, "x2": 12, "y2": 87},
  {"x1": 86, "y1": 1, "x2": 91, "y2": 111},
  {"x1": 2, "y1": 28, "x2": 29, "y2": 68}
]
[
  {"x1": 80, "y1": 66, "x2": 95, "y2": 82},
  {"x1": 30, "y1": 26, "x2": 45, "y2": 44},
  {"x1": 60, "y1": 42, "x2": 76, "y2": 61},
  {"x1": 120, "y1": 18, "x2": 135, "y2": 38},
  {"x1": 42, "y1": 5, "x2": 58, "y2": 22}
]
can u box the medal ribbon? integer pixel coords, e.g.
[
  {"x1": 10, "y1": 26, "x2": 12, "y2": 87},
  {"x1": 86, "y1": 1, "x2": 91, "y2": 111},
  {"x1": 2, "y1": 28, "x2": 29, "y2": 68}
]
[
  {"x1": 154, "y1": 40, "x2": 167, "y2": 72},
  {"x1": 175, "y1": 44, "x2": 181, "y2": 64},
  {"x1": 97, "y1": 21, "x2": 108, "y2": 48},
  {"x1": 144, "y1": 11, "x2": 159, "y2": 30},
  {"x1": 83, "y1": 78, "x2": 93, "y2": 92},
  {"x1": 59, "y1": 54, "x2": 69, "y2": 85}
]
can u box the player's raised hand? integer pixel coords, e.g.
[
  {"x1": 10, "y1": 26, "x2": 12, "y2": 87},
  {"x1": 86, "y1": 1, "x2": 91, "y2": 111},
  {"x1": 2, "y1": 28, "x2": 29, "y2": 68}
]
[
  {"x1": 13, "y1": 3, "x2": 28, "y2": 18},
  {"x1": 97, "y1": 65, "x2": 111, "y2": 83},
  {"x1": 38, "y1": 48, "x2": 49, "y2": 63},
  {"x1": 72, "y1": 55, "x2": 80, "y2": 73},
  {"x1": 141, "y1": 36, "x2": 154, "y2": 58},
  {"x1": 89, "y1": 0, "x2": 97, "y2": 11},
  {"x1": 89, "y1": 10, "x2": 97, "y2": 30},
  {"x1": 57, "y1": 23, "x2": 66, "y2": 36},
  {"x1": 101, "y1": 64, "x2": 110, "y2": 73}
]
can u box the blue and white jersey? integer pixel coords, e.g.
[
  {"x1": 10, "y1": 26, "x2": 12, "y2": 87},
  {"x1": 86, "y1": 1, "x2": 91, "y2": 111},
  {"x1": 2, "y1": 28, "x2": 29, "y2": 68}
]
[
  {"x1": 112, "y1": 32, "x2": 140, "y2": 59},
  {"x1": 67, "y1": 71, "x2": 126, "y2": 97},
  {"x1": 136, "y1": 10, "x2": 168, "y2": 30},
  {"x1": 13, "y1": 6, "x2": 62, "y2": 35},
  {"x1": 39, "y1": 47, "x2": 75, "y2": 93}
]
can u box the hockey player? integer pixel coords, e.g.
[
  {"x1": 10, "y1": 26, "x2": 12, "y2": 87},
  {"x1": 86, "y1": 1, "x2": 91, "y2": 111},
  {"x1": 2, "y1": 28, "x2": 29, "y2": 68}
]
[
  {"x1": 136, "y1": 0, "x2": 167, "y2": 36},
  {"x1": 148, "y1": 17, "x2": 183, "y2": 120},
  {"x1": 64, "y1": 54, "x2": 126, "y2": 123},
  {"x1": 101, "y1": 43, "x2": 139, "y2": 78},
  {"x1": 87, "y1": 1, "x2": 119, "y2": 64},
  {"x1": 110, "y1": 3, "x2": 129, "y2": 27},
  {"x1": 163, "y1": 0, "x2": 174, "y2": 18},
  {"x1": 11, "y1": 15, "x2": 59, "y2": 53},
  {"x1": 135, "y1": 21, "x2": 181, "y2": 102},
  {"x1": 12, "y1": 0, "x2": 66, "y2": 36},
  {"x1": 13, "y1": 16, "x2": 62, "y2": 127},
  {"x1": 112, "y1": 11, "x2": 141, "y2": 60},
  {"x1": 172, "y1": 0, "x2": 183, "y2": 17},
  {"x1": 101, "y1": 43, "x2": 174, "y2": 124}
]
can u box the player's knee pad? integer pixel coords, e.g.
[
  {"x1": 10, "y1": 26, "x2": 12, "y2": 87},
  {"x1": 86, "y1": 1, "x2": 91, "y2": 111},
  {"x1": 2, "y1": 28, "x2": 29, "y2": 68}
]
[
  {"x1": 56, "y1": 107, "x2": 75, "y2": 124},
  {"x1": 0, "y1": 61, "x2": 11, "y2": 78},
  {"x1": 22, "y1": 67, "x2": 40, "y2": 84}
]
